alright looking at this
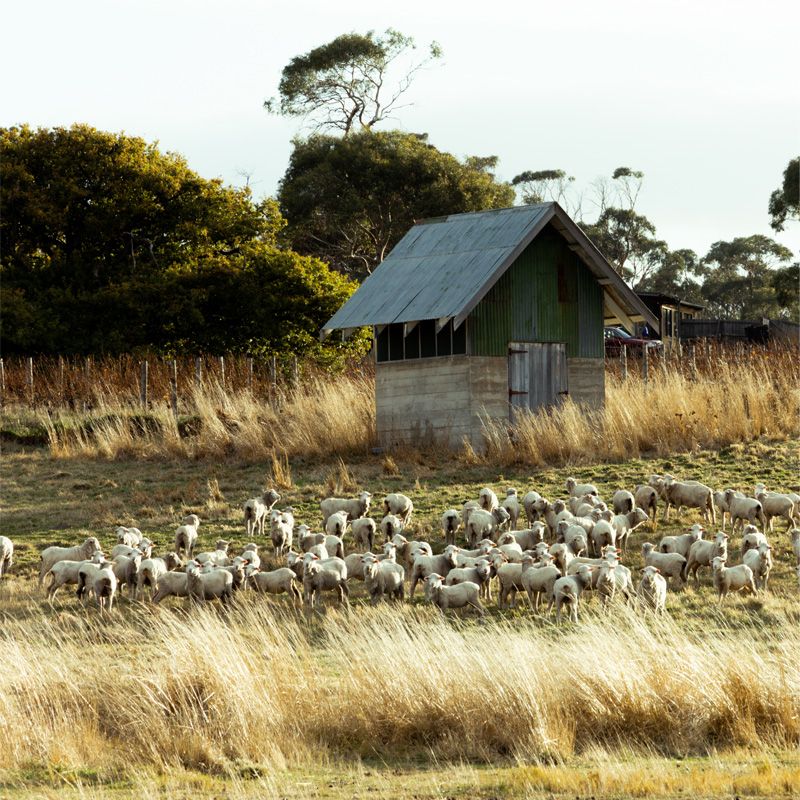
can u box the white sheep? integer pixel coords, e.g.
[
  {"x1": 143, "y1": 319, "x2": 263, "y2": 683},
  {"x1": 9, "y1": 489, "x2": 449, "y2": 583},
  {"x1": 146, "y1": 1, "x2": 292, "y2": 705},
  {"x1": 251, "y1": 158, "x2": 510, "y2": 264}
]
[
  {"x1": 637, "y1": 565, "x2": 667, "y2": 614},
  {"x1": 44, "y1": 551, "x2": 106, "y2": 599},
  {"x1": 493, "y1": 553, "x2": 534, "y2": 609},
  {"x1": 712, "y1": 557, "x2": 757, "y2": 604},
  {"x1": 151, "y1": 571, "x2": 190, "y2": 604},
  {"x1": 115, "y1": 526, "x2": 143, "y2": 547},
  {"x1": 521, "y1": 557, "x2": 562, "y2": 612},
  {"x1": 351, "y1": 517, "x2": 377, "y2": 551},
  {"x1": 320, "y1": 491, "x2": 372, "y2": 526},
  {"x1": 186, "y1": 562, "x2": 233, "y2": 606},
  {"x1": 724, "y1": 489, "x2": 766, "y2": 533},
  {"x1": 76, "y1": 559, "x2": 118, "y2": 612},
  {"x1": 792, "y1": 529, "x2": 800, "y2": 565},
  {"x1": 479, "y1": 487, "x2": 499, "y2": 512},
  {"x1": 589, "y1": 519, "x2": 616, "y2": 556},
  {"x1": 383, "y1": 493, "x2": 413, "y2": 525},
  {"x1": 194, "y1": 539, "x2": 230, "y2": 567},
  {"x1": 246, "y1": 565, "x2": 301, "y2": 603},
  {"x1": 39, "y1": 537, "x2": 102, "y2": 587},
  {"x1": 465, "y1": 507, "x2": 510, "y2": 548},
  {"x1": 302, "y1": 555, "x2": 349, "y2": 609},
  {"x1": 391, "y1": 534, "x2": 433, "y2": 571},
  {"x1": 522, "y1": 491, "x2": 542, "y2": 525},
  {"x1": 742, "y1": 543, "x2": 773, "y2": 592},
  {"x1": 656, "y1": 477, "x2": 716, "y2": 524},
  {"x1": 325, "y1": 510, "x2": 350, "y2": 538},
  {"x1": 559, "y1": 524, "x2": 588, "y2": 556},
  {"x1": 324, "y1": 534, "x2": 345, "y2": 560},
  {"x1": 686, "y1": 532, "x2": 729, "y2": 586},
  {"x1": 634, "y1": 485, "x2": 658, "y2": 524},
  {"x1": 565, "y1": 477, "x2": 598, "y2": 497},
  {"x1": 461, "y1": 500, "x2": 481, "y2": 530},
  {"x1": 135, "y1": 552, "x2": 183, "y2": 601},
  {"x1": 641, "y1": 542, "x2": 686, "y2": 587},
  {"x1": 0, "y1": 536, "x2": 13, "y2": 577},
  {"x1": 446, "y1": 560, "x2": 493, "y2": 601},
  {"x1": 408, "y1": 547, "x2": 458, "y2": 598},
  {"x1": 243, "y1": 495, "x2": 267, "y2": 537},
  {"x1": 613, "y1": 508, "x2": 649, "y2": 552},
  {"x1": 502, "y1": 488, "x2": 522, "y2": 529},
  {"x1": 441, "y1": 510, "x2": 461, "y2": 546},
  {"x1": 424, "y1": 573, "x2": 485, "y2": 617},
  {"x1": 270, "y1": 508, "x2": 295, "y2": 557},
  {"x1": 713, "y1": 490, "x2": 733, "y2": 531},
  {"x1": 174, "y1": 515, "x2": 200, "y2": 559},
  {"x1": 112, "y1": 553, "x2": 141, "y2": 598},
  {"x1": 754, "y1": 489, "x2": 797, "y2": 531},
  {"x1": 497, "y1": 525, "x2": 545, "y2": 552},
  {"x1": 658, "y1": 524, "x2": 704, "y2": 559},
  {"x1": 612, "y1": 490, "x2": 636, "y2": 515},
  {"x1": 740, "y1": 525, "x2": 769, "y2": 558},
  {"x1": 297, "y1": 524, "x2": 325, "y2": 553},
  {"x1": 550, "y1": 563, "x2": 593, "y2": 622},
  {"x1": 380, "y1": 514, "x2": 404, "y2": 542},
  {"x1": 362, "y1": 556, "x2": 405, "y2": 604}
]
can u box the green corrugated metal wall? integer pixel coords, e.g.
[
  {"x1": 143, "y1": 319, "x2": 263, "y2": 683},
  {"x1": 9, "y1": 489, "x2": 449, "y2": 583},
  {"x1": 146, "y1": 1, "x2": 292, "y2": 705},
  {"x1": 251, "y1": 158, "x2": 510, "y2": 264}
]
[{"x1": 468, "y1": 226, "x2": 604, "y2": 358}]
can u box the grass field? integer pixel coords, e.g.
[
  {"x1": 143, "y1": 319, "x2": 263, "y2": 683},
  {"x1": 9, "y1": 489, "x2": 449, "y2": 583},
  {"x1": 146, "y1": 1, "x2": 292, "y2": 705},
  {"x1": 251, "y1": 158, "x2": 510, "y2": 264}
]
[{"x1": 1, "y1": 435, "x2": 799, "y2": 798}]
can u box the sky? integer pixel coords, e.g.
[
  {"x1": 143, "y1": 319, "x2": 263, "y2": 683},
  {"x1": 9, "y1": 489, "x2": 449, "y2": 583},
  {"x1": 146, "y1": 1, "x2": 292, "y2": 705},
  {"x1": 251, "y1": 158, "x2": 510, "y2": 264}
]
[{"x1": 2, "y1": 0, "x2": 799, "y2": 261}]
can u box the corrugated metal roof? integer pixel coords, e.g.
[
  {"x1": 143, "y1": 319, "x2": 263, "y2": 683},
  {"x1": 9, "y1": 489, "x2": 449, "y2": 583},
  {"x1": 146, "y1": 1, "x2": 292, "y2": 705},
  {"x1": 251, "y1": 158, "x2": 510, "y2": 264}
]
[{"x1": 322, "y1": 203, "x2": 659, "y2": 334}]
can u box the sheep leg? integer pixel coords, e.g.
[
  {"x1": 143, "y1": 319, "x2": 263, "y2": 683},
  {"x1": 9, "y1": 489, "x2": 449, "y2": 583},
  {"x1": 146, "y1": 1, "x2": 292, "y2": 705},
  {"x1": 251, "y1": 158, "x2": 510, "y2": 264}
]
[{"x1": 469, "y1": 599, "x2": 485, "y2": 617}]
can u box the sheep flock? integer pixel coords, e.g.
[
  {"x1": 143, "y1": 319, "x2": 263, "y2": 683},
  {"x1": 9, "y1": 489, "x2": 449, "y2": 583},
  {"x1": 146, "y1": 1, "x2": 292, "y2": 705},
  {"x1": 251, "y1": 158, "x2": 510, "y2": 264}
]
[{"x1": 4, "y1": 475, "x2": 800, "y2": 620}]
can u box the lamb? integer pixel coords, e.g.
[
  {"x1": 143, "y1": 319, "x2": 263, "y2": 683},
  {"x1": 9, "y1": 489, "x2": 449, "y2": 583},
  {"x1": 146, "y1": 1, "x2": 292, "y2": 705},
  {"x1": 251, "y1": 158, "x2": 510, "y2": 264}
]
[
  {"x1": 565, "y1": 477, "x2": 598, "y2": 497},
  {"x1": 724, "y1": 489, "x2": 766, "y2": 533},
  {"x1": 522, "y1": 491, "x2": 542, "y2": 525},
  {"x1": 465, "y1": 507, "x2": 510, "y2": 548},
  {"x1": 792, "y1": 529, "x2": 800, "y2": 565},
  {"x1": 686, "y1": 532, "x2": 729, "y2": 586},
  {"x1": 742, "y1": 543, "x2": 772, "y2": 592},
  {"x1": 612, "y1": 490, "x2": 636, "y2": 515},
  {"x1": 408, "y1": 547, "x2": 458, "y2": 598},
  {"x1": 461, "y1": 500, "x2": 481, "y2": 529},
  {"x1": 532, "y1": 498, "x2": 566, "y2": 537},
  {"x1": 320, "y1": 491, "x2": 372, "y2": 526},
  {"x1": 634, "y1": 485, "x2": 658, "y2": 524},
  {"x1": 194, "y1": 540, "x2": 230, "y2": 567},
  {"x1": 740, "y1": 526, "x2": 769, "y2": 558},
  {"x1": 221, "y1": 560, "x2": 247, "y2": 592},
  {"x1": 325, "y1": 510, "x2": 349, "y2": 538},
  {"x1": 286, "y1": 550, "x2": 306, "y2": 581},
  {"x1": 497, "y1": 525, "x2": 545, "y2": 552},
  {"x1": 271, "y1": 509, "x2": 295, "y2": 556},
  {"x1": 383, "y1": 493, "x2": 413, "y2": 525},
  {"x1": 712, "y1": 557, "x2": 757, "y2": 604},
  {"x1": 351, "y1": 517, "x2": 377, "y2": 551},
  {"x1": 659, "y1": 477, "x2": 716, "y2": 524},
  {"x1": 659, "y1": 524, "x2": 704, "y2": 559},
  {"x1": 362, "y1": 556, "x2": 405, "y2": 604},
  {"x1": 549, "y1": 542, "x2": 574, "y2": 574},
  {"x1": 298, "y1": 525, "x2": 326, "y2": 552},
  {"x1": 521, "y1": 556, "x2": 562, "y2": 612},
  {"x1": 550, "y1": 563, "x2": 593, "y2": 622},
  {"x1": 324, "y1": 535, "x2": 345, "y2": 560},
  {"x1": 424, "y1": 573, "x2": 485, "y2": 617},
  {"x1": 641, "y1": 542, "x2": 686, "y2": 587},
  {"x1": 174, "y1": 515, "x2": 200, "y2": 558},
  {"x1": 570, "y1": 493, "x2": 601, "y2": 515},
  {"x1": 112, "y1": 553, "x2": 141, "y2": 598},
  {"x1": 44, "y1": 551, "x2": 106, "y2": 599},
  {"x1": 441, "y1": 510, "x2": 461, "y2": 546},
  {"x1": 76, "y1": 559, "x2": 118, "y2": 612},
  {"x1": 0, "y1": 536, "x2": 13, "y2": 577},
  {"x1": 488, "y1": 542, "x2": 524, "y2": 563},
  {"x1": 302, "y1": 555, "x2": 349, "y2": 610},
  {"x1": 186, "y1": 562, "x2": 233, "y2": 606},
  {"x1": 754, "y1": 489, "x2": 797, "y2": 531},
  {"x1": 135, "y1": 552, "x2": 183, "y2": 601},
  {"x1": 713, "y1": 490, "x2": 733, "y2": 531},
  {"x1": 637, "y1": 565, "x2": 667, "y2": 614},
  {"x1": 595, "y1": 560, "x2": 619, "y2": 608},
  {"x1": 446, "y1": 560, "x2": 492, "y2": 601},
  {"x1": 152, "y1": 571, "x2": 190, "y2": 604},
  {"x1": 239, "y1": 543, "x2": 261, "y2": 570},
  {"x1": 560, "y1": 525, "x2": 588, "y2": 557},
  {"x1": 613, "y1": 508, "x2": 649, "y2": 552},
  {"x1": 243, "y1": 489, "x2": 281, "y2": 538},
  {"x1": 111, "y1": 543, "x2": 150, "y2": 560},
  {"x1": 115, "y1": 526, "x2": 143, "y2": 547},
  {"x1": 479, "y1": 487, "x2": 499, "y2": 512},
  {"x1": 39, "y1": 537, "x2": 102, "y2": 586},
  {"x1": 246, "y1": 565, "x2": 301, "y2": 603},
  {"x1": 493, "y1": 553, "x2": 535, "y2": 609},
  {"x1": 380, "y1": 514, "x2": 405, "y2": 542},
  {"x1": 589, "y1": 520, "x2": 616, "y2": 556},
  {"x1": 501, "y1": 489, "x2": 522, "y2": 529},
  {"x1": 390, "y1": 534, "x2": 432, "y2": 570}
]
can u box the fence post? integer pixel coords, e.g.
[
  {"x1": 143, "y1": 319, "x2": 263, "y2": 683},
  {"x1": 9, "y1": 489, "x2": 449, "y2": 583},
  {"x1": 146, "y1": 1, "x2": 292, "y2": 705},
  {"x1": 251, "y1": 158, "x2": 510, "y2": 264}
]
[
  {"x1": 194, "y1": 357, "x2": 202, "y2": 387},
  {"x1": 642, "y1": 343, "x2": 649, "y2": 385},
  {"x1": 58, "y1": 356, "x2": 65, "y2": 401},
  {"x1": 27, "y1": 356, "x2": 34, "y2": 404},
  {"x1": 620, "y1": 345, "x2": 628, "y2": 380},
  {"x1": 247, "y1": 356, "x2": 254, "y2": 390},
  {"x1": 219, "y1": 356, "x2": 225, "y2": 390},
  {"x1": 661, "y1": 343, "x2": 668, "y2": 378},
  {"x1": 270, "y1": 355, "x2": 277, "y2": 391},
  {"x1": 139, "y1": 360, "x2": 149, "y2": 409},
  {"x1": 292, "y1": 355, "x2": 299, "y2": 387},
  {"x1": 169, "y1": 359, "x2": 178, "y2": 419},
  {"x1": 690, "y1": 343, "x2": 698, "y2": 381},
  {"x1": 0, "y1": 358, "x2": 4, "y2": 407}
]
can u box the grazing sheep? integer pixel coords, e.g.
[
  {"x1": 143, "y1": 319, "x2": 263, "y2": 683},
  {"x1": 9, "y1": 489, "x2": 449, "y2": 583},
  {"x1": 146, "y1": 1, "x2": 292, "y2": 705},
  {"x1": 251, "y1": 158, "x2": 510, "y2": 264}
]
[
  {"x1": 724, "y1": 489, "x2": 766, "y2": 533},
  {"x1": 362, "y1": 556, "x2": 405, "y2": 604},
  {"x1": 637, "y1": 565, "x2": 667, "y2": 614},
  {"x1": 755, "y1": 489, "x2": 797, "y2": 531},
  {"x1": 550, "y1": 563, "x2": 593, "y2": 622},
  {"x1": 497, "y1": 525, "x2": 545, "y2": 552},
  {"x1": 424, "y1": 573, "x2": 485, "y2": 617},
  {"x1": 344, "y1": 551, "x2": 371, "y2": 582},
  {"x1": 302, "y1": 556, "x2": 349, "y2": 610},
  {"x1": 613, "y1": 508, "x2": 649, "y2": 552},
  {"x1": 246, "y1": 565, "x2": 301, "y2": 603},
  {"x1": 152, "y1": 571, "x2": 190, "y2": 604},
  {"x1": 380, "y1": 514, "x2": 404, "y2": 542},
  {"x1": 686, "y1": 532, "x2": 729, "y2": 586},
  {"x1": 792, "y1": 529, "x2": 800, "y2": 565},
  {"x1": 390, "y1": 534, "x2": 432, "y2": 570},
  {"x1": 270, "y1": 509, "x2": 295, "y2": 557},
  {"x1": 110, "y1": 543, "x2": 150, "y2": 560},
  {"x1": 634, "y1": 485, "x2": 658, "y2": 524},
  {"x1": 112, "y1": 553, "x2": 141, "y2": 598},
  {"x1": 351, "y1": 517, "x2": 377, "y2": 551},
  {"x1": 115, "y1": 526, "x2": 143, "y2": 547},
  {"x1": 76, "y1": 560, "x2": 118, "y2": 612},
  {"x1": 298, "y1": 525, "x2": 325, "y2": 553},
  {"x1": 194, "y1": 540, "x2": 230, "y2": 567},
  {"x1": 479, "y1": 487, "x2": 499, "y2": 512},
  {"x1": 502, "y1": 489, "x2": 522, "y2": 529},
  {"x1": 641, "y1": 543, "x2": 686, "y2": 588},
  {"x1": 521, "y1": 558, "x2": 562, "y2": 612},
  {"x1": 174, "y1": 516, "x2": 200, "y2": 559},
  {"x1": 589, "y1": 520, "x2": 616, "y2": 556},
  {"x1": 45, "y1": 551, "x2": 106, "y2": 599},
  {"x1": 465, "y1": 507, "x2": 510, "y2": 548},
  {"x1": 565, "y1": 477, "x2": 598, "y2": 498},
  {"x1": 408, "y1": 547, "x2": 458, "y2": 598},
  {"x1": 325, "y1": 510, "x2": 349, "y2": 538},
  {"x1": 741, "y1": 526, "x2": 769, "y2": 558},
  {"x1": 136, "y1": 553, "x2": 183, "y2": 601},
  {"x1": 383, "y1": 493, "x2": 413, "y2": 525},
  {"x1": 0, "y1": 536, "x2": 13, "y2": 577},
  {"x1": 441, "y1": 510, "x2": 461, "y2": 546},
  {"x1": 186, "y1": 562, "x2": 233, "y2": 606},
  {"x1": 323, "y1": 535, "x2": 345, "y2": 560},
  {"x1": 320, "y1": 491, "x2": 372, "y2": 526},
  {"x1": 712, "y1": 557, "x2": 757, "y2": 604},
  {"x1": 659, "y1": 524, "x2": 704, "y2": 559},
  {"x1": 612, "y1": 490, "x2": 636, "y2": 515},
  {"x1": 522, "y1": 491, "x2": 542, "y2": 525},
  {"x1": 39, "y1": 537, "x2": 102, "y2": 587},
  {"x1": 713, "y1": 490, "x2": 733, "y2": 531},
  {"x1": 656, "y1": 477, "x2": 716, "y2": 524},
  {"x1": 446, "y1": 560, "x2": 493, "y2": 601},
  {"x1": 742, "y1": 543, "x2": 773, "y2": 592}
]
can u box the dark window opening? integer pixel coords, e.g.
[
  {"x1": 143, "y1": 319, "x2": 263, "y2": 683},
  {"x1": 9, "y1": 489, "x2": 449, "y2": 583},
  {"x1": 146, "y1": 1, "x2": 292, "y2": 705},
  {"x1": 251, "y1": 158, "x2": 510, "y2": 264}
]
[
  {"x1": 404, "y1": 325, "x2": 420, "y2": 359},
  {"x1": 436, "y1": 322, "x2": 452, "y2": 356},
  {"x1": 376, "y1": 327, "x2": 389, "y2": 362},
  {"x1": 375, "y1": 319, "x2": 468, "y2": 362},
  {"x1": 388, "y1": 324, "x2": 404, "y2": 361},
  {"x1": 452, "y1": 320, "x2": 466, "y2": 354},
  {"x1": 420, "y1": 320, "x2": 437, "y2": 358}
]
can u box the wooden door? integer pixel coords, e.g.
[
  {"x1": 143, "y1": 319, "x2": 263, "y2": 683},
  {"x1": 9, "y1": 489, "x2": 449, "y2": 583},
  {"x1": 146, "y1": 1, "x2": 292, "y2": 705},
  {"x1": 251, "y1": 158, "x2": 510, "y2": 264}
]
[{"x1": 508, "y1": 342, "x2": 568, "y2": 422}]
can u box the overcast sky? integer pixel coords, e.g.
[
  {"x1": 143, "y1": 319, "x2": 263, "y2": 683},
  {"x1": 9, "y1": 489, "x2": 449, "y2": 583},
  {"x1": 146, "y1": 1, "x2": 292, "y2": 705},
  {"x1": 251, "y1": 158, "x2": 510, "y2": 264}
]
[{"x1": 3, "y1": 0, "x2": 798, "y2": 261}]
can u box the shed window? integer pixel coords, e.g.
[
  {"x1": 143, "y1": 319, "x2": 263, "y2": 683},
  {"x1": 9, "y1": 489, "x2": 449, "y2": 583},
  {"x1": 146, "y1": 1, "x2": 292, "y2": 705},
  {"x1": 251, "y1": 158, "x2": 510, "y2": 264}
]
[
  {"x1": 375, "y1": 319, "x2": 467, "y2": 362},
  {"x1": 420, "y1": 320, "x2": 437, "y2": 358},
  {"x1": 388, "y1": 324, "x2": 404, "y2": 361},
  {"x1": 376, "y1": 326, "x2": 389, "y2": 362},
  {"x1": 452, "y1": 320, "x2": 466, "y2": 354},
  {"x1": 404, "y1": 325, "x2": 420, "y2": 359}
]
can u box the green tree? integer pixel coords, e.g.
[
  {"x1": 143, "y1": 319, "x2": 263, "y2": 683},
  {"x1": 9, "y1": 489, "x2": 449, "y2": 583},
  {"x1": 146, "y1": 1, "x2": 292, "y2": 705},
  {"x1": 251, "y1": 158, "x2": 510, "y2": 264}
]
[
  {"x1": 770, "y1": 263, "x2": 800, "y2": 319},
  {"x1": 264, "y1": 29, "x2": 442, "y2": 136},
  {"x1": 511, "y1": 169, "x2": 576, "y2": 207},
  {"x1": 638, "y1": 248, "x2": 704, "y2": 304},
  {"x1": 768, "y1": 157, "x2": 800, "y2": 232},
  {"x1": 700, "y1": 235, "x2": 793, "y2": 319},
  {"x1": 278, "y1": 130, "x2": 515, "y2": 278}
]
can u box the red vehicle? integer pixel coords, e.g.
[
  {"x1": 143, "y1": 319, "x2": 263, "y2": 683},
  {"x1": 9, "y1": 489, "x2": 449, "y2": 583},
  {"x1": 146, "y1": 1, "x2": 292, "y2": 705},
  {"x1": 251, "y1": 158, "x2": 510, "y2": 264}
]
[{"x1": 604, "y1": 326, "x2": 662, "y2": 356}]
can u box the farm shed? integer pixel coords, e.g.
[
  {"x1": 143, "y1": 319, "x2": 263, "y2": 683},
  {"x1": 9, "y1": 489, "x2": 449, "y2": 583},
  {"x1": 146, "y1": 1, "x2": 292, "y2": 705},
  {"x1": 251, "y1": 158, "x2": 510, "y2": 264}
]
[
  {"x1": 322, "y1": 203, "x2": 659, "y2": 449},
  {"x1": 635, "y1": 292, "x2": 705, "y2": 341}
]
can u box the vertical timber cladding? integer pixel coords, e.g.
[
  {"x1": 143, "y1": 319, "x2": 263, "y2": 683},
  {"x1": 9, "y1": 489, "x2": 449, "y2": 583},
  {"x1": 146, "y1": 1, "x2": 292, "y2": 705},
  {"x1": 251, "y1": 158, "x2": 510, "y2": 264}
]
[{"x1": 468, "y1": 223, "x2": 605, "y2": 408}]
